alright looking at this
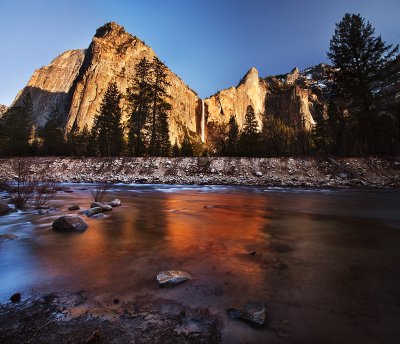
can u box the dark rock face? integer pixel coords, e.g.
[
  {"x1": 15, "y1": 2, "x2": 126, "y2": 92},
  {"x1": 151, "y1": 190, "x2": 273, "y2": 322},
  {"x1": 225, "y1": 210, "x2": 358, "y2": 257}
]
[{"x1": 52, "y1": 215, "x2": 88, "y2": 232}]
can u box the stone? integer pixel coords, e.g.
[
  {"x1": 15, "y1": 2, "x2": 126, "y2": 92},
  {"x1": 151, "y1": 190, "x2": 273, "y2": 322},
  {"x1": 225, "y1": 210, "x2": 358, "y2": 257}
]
[
  {"x1": 255, "y1": 171, "x2": 263, "y2": 177},
  {"x1": 0, "y1": 233, "x2": 18, "y2": 240},
  {"x1": 52, "y1": 215, "x2": 88, "y2": 232},
  {"x1": 0, "y1": 202, "x2": 11, "y2": 215},
  {"x1": 79, "y1": 207, "x2": 103, "y2": 217},
  {"x1": 108, "y1": 199, "x2": 121, "y2": 207},
  {"x1": 91, "y1": 213, "x2": 105, "y2": 219},
  {"x1": 68, "y1": 204, "x2": 80, "y2": 211},
  {"x1": 38, "y1": 209, "x2": 48, "y2": 215},
  {"x1": 90, "y1": 202, "x2": 113, "y2": 211},
  {"x1": 156, "y1": 270, "x2": 192, "y2": 286},
  {"x1": 10, "y1": 293, "x2": 21, "y2": 303},
  {"x1": 227, "y1": 302, "x2": 267, "y2": 326}
]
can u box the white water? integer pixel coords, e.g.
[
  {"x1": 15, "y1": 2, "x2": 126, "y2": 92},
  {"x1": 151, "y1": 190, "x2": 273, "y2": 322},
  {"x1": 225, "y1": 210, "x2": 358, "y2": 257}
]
[{"x1": 201, "y1": 99, "x2": 205, "y2": 143}]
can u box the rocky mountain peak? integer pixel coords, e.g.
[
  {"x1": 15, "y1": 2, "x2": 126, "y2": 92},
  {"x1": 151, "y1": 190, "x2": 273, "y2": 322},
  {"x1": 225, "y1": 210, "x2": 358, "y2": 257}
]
[
  {"x1": 94, "y1": 22, "x2": 126, "y2": 38},
  {"x1": 239, "y1": 67, "x2": 260, "y2": 87},
  {"x1": 286, "y1": 67, "x2": 300, "y2": 85}
]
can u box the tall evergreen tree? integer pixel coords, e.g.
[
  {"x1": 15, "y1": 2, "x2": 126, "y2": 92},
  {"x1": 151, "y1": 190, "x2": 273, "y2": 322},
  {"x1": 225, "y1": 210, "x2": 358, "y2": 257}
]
[
  {"x1": 150, "y1": 57, "x2": 171, "y2": 156},
  {"x1": 156, "y1": 112, "x2": 171, "y2": 156},
  {"x1": 180, "y1": 133, "x2": 194, "y2": 157},
  {"x1": 0, "y1": 92, "x2": 34, "y2": 156},
  {"x1": 327, "y1": 13, "x2": 399, "y2": 154},
  {"x1": 126, "y1": 57, "x2": 153, "y2": 156},
  {"x1": 226, "y1": 115, "x2": 239, "y2": 156},
  {"x1": 238, "y1": 105, "x2": 260, "y2": 157},
  {"x1": 39, "y1": 106, "x2": 67, "y2": 155},
  {"x1": 92, "y1": 82, "x2": 124, "y2": 156}
]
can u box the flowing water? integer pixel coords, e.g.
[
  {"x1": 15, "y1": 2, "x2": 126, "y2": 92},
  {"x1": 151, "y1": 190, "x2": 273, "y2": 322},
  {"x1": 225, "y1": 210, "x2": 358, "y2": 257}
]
[{"x1": 1, "y1": 185, "x2": 400, "y2": 343}]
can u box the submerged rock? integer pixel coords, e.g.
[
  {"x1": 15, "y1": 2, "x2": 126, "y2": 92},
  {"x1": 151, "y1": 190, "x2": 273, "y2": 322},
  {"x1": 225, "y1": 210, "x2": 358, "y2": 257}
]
[
  {"x1": 0, "y1": 202, "x2": 11, "y2": 215},
  {"x1": 91, "y1": 213, "x2": 105, "y2": 219},
  {"x1": 79, "y1": 207, "x2": 103, "y2": 217},
  {"x1": 52, "y1": 215, "x2": 88, "y2": 232},
  {"x1": 0, "y1": 233, "x2": 18, "y2": 240},
  {"x1": 108, "y1": 199, "x2": 121, "y2": 207},
  {"x1": 156, "y1": 270, "x2": 192, "y2": 286},
  {"x1": 90, "y1": 202, "x2": 112, "y2": 211},
  {"x1": 227, "y1": 302, "x2": 267, "y2": 326},
  {"x1": 68, "y1": 204, "x2": 80, "y2": 211}
]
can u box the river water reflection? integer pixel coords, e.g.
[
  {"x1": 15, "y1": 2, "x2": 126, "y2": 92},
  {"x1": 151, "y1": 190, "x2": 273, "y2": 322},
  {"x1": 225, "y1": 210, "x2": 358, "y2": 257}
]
[{"x1": 1, "y1": 185, "x2": 400, "y2": 342}]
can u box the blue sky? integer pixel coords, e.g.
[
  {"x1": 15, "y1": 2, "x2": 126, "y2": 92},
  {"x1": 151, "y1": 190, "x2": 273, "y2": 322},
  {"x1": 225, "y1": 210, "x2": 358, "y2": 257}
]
[{"x1": 0, "y1": 0, "x2": 399, "y2": 105}]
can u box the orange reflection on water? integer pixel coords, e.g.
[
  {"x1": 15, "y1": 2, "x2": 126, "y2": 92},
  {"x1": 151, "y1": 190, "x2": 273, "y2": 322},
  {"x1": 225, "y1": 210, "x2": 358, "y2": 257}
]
[{"x1": 162, "y1": 191, "x2": 272, "y2": 287}]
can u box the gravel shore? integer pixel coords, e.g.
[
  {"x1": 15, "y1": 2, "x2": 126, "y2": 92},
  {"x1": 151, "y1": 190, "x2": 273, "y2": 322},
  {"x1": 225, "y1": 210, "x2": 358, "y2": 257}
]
[{"x1": 0, "y1": 156, "x2": 399, "y2": 188}]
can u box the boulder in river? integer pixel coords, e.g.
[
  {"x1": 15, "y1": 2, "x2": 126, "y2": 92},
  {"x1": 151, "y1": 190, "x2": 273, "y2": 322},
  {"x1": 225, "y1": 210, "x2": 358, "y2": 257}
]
[
  {"x1": 0, "y1": 202, "x2": 11, "y2": 215},
  {"x1": 156, "y1": 270, "x2": 192, "y2": 286},
  {"x1": 227, "y1": 302, "x2": 267, "y2": 326},
  {"x1": 79, "y1": 207, "x2": 103, "y2": 217},
  {"x1": 68, "y1": 204, "x2": 80, "y2": 211},
  {"x1": 91, "y1": 213, "x2": 105, "y2": 219},
  {"x1": 0, "y1": 233, "x2": 18, "y2": 240},
  {"x1": 90, "y1": 202, "x2": 113, "y2": 211},
  {"x1": 52, "y1": 215, "x2": 88, "y2": 232},
  {"x1": 108, "y1": 199, "x2": 121, "y2": 207}
]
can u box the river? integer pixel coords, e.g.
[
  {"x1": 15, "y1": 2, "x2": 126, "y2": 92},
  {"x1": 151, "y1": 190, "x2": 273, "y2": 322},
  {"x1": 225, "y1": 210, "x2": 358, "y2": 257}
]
[{"x1": 1, "y1": 185, "x2": 400, "y2": 343}]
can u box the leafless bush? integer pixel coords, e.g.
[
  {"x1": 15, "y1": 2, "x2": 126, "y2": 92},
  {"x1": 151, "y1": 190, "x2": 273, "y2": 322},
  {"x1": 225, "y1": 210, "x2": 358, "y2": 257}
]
[
  {"x1": 90, "y1": 182, "x2": 109, "y2": 202},
  {"x1": 9, "y1": 158, "x2": 36, "y2": 209},
  {"x1": 33, "y1": 180, "x2": 58, "y2": 208},
  {"x1": 9, "y1": 158, "x2": 59, "y2": 209}
]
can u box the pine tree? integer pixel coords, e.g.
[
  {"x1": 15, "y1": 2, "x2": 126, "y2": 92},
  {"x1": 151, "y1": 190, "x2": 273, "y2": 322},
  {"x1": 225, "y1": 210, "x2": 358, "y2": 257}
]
[
  {"x1": 126, "y1": 57, "x2": 152, "y2": 156},
  {"x1": 238, "y1": 105, "x2": 260, "y2": 156},
  {"x1": 92, "y1": 82, "x2": 124, "y2": 156},
  {"x1": 39, "y1": 106, "x2": 67, "y2": 155},
  {"x1": 180, "y1": 133, "x2": 194, "y2": 157},
  {"x1": 150, "y1": 57, "x2": 171, "y2": 156},
  {"x1": 1, "y1": 92, "x2": 34, "y2": 156},
  {"x1": 327, "y1": 13, "x2": 399, "y2": 154},
  {"x1": 172, "y1": 140, "x2": 181, "y2": 157},
  {"x1": 226, "y1": 115, "x2": 239, "y2": 156},
  {"x1": 156, "y1": 112, "x2": 171, "y2": 156}
]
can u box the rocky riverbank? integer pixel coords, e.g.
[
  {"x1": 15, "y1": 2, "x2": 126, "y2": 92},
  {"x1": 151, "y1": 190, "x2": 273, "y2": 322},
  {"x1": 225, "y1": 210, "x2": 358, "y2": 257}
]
[
  {"x1": 0, "y1": 156, "x2": 399, "y2": 188},
  {"x1": 0, "y1": 292, "x2": 221, "y2": 344}
]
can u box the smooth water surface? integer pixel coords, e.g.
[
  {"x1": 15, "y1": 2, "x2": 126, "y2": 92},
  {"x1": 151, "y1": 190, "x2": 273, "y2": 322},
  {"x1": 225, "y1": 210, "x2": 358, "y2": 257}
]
[{"x1": 1, "y1": 185, "x2": 400, "y2": 343}]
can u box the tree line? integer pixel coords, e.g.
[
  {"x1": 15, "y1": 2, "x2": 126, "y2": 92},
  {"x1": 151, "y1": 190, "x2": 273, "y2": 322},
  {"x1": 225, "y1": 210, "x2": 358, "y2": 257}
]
[{"x1": 0, "y1": 13, "x2": 399, "y2": 157}]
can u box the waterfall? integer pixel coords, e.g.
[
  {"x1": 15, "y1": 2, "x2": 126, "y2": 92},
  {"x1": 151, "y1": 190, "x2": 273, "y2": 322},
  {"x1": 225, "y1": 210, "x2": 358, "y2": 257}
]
[{"x1": 201, "y1": 99, "x2": 205, "y2": 143}]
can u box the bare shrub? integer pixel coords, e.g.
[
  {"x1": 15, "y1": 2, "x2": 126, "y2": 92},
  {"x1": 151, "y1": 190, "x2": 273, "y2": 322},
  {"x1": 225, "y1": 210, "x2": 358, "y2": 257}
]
[
  {"x1": 9, "y1": 158, "x2": 59, "y2": 209},
  {"x1": 90, "y1": 182, "x2": 109, "y2": 202},
  {"x1": 9, "y1": 158, "x2": 36, "y2": 209},
  {"x1": 33, "y1": 180, "x2": 58, "y2": 209}
]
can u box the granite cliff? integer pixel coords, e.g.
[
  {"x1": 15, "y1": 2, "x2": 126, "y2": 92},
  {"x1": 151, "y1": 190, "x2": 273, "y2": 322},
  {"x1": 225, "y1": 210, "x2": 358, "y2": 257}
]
[
  {"x1": 12, "y1": 22, "x2": 329, "y2": 146},
  {"x1": 13, "y1": 22, "x2": 201, "y2": 145}
]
